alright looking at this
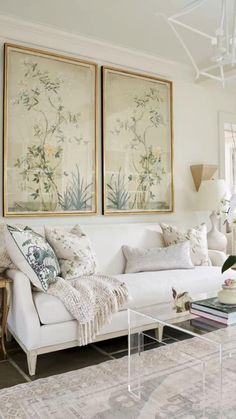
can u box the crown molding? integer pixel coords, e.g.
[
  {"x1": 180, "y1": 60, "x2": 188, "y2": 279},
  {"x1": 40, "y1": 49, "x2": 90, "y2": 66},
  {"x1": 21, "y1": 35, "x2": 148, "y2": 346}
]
[{"x1": 0, "y1": 13, "x2": 193, "y2": 81}]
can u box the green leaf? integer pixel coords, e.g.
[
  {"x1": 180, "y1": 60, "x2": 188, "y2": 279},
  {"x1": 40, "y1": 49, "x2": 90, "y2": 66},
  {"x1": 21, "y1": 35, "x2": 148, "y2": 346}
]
[
  {"x1": 222, "y1": 255, "x2": 236, "y2": 273},
  {"x1": 31, "y1": 191, "x2": 39, "y2": 200},
  {"x1": 14, "y1": 158, "x2": 21, "y2": 168}
]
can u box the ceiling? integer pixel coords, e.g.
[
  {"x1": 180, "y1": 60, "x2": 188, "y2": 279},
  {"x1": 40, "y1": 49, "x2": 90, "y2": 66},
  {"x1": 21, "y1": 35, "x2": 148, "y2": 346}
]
[{"x1": 0, "y1": 0, "x2": 233, "y2": 70}]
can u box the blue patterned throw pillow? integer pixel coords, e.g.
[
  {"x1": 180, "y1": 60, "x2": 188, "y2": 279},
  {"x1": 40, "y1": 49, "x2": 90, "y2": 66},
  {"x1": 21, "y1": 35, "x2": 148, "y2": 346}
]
[{"x1": 4, "y1": 225, "x2": 60, "y2": 291}]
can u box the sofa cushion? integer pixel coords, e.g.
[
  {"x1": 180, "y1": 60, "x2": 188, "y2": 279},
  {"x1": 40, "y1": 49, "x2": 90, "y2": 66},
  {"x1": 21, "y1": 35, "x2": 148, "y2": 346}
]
[
  {"x1": 82, "y1": 223, "x2": 165, "y2": 274},
  {"x1": 122, "y1": 241, "x2": 193, "y2": 273},
  {"x1": 33, "y1": 267, "x2": 225, "y2": 325},
  {"x1": 33, "y1": 292, "x2": 74, "y2": 324},
  {"x1": 45, "y1": 225, "x2": 98, "y2": 280},
  {"x1": 5, "y1": 225, "x2": 60, "y2": 292},
  {"x1": 161, "y1": 223, "x2": 210, "y2": 266}
]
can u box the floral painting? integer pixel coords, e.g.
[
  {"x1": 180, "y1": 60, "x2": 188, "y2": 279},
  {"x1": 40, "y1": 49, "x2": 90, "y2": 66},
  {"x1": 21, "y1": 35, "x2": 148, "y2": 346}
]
[
  {"x1": 4, "y1": 44, "x2": 97, "y2": 216},
  {"x1": 102, "y1": 67, "x2": 173, "y2": 214}
]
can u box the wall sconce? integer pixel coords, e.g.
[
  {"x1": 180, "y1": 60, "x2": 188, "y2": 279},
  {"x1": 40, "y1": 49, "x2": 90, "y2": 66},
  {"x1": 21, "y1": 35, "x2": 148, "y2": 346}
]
[{"x1": 190, "y1": 164, "x2": 218, "y2": 191}]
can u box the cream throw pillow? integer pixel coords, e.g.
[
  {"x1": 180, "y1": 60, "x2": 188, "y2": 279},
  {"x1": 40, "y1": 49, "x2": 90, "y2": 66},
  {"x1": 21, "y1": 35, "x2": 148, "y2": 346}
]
[
  {"x1": 45, "y1": 225, "x2": 98, "y2": 280},
  {"x1": 122, "y1": 241, "x2": 194, "y2": 274},
  {"x1": 160, "y1": 223, "x2": 210, "y2": 266}
]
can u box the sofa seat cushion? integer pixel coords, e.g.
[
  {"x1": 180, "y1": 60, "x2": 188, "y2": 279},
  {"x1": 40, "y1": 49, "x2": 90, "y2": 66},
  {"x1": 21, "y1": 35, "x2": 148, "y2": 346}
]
[
  {"x1": 33, "y1": 267, "x2": 231, "y2": 325},
  {"x1": 33, "y1": 292, "x2": 73, "y2": 324},
  {"x1": 119, "y1": 266, "x2": 226, "y2": 309}
]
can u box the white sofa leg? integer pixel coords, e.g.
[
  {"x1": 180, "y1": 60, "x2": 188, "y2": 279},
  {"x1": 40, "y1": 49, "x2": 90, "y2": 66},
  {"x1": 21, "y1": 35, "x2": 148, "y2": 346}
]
[
  {"x1": 27, "y1": 350, "x2": 38, "y2": 376},
  {"x1": 155, "y1": 325, "x2": 164, "y2": 342}
]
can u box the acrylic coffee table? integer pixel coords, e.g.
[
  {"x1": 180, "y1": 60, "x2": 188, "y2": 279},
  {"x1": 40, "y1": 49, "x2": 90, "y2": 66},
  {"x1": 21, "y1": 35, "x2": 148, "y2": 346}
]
[
  {"x1": 130, "y1": 291, "x2": 217, "y2": 342},
  {"x1": 127, "y1": 299, "x2": 236, "y2": 418}
]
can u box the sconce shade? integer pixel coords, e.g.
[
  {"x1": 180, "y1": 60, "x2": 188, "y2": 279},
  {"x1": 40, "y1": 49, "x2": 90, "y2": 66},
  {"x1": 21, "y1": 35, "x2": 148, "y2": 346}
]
[
  {"x1": 197, "y1": 179, "x2": 226, "y2": 211},
  {"x1": 190, "y1": 165, "x2": 218, "y2": 191}
]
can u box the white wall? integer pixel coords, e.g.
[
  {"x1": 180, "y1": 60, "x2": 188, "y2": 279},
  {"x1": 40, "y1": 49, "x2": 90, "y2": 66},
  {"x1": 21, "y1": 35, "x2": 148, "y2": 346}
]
[{"x1": 0, "y1": 15, "x2": 235, "y2": 228}]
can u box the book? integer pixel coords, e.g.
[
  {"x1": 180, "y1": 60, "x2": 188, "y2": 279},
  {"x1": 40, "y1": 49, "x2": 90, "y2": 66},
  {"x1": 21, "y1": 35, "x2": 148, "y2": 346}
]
[
  {"x1": 190, "y1": 308, "x2": 236, "y2": 325},
  {"x1": 191, "y1": 297, "x2": 236, "y2": 320},
  {"x1": 190, "y1": 317, "x2": 226, "y2": 332}
]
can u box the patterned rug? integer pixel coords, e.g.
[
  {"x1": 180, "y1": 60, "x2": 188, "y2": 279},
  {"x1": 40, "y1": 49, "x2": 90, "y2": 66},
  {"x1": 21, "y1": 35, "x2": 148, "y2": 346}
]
[{"x1": 0, "y1": 334, "x2": 236, "y2": 419}]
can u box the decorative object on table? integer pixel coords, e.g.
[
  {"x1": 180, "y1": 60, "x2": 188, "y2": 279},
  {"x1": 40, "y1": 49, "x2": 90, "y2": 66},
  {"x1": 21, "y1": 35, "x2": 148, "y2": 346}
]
[
  {"x1": 190, "y1": 296, "x2": 236, "y2": 325},
  {"x1": 122, "y1": 241, "x2": 193, "y2": 274},
  {"x1": 161, "y1": 222, "x2": 210, "y2": 266},
  {"x1": 190, "y1": 164, "x2": 218, "y2": 191},
  {"x1": 197, "y1": 179, "x2": 227, "y2": 252},
  {"x1": 172, "y1": 287, "x2": 192, "y2": 313},
  {"x1": 218, "y1": 279, "x2": 236, "y2": 304},
  {"x1": 3, "y1": 43, "x2": 98, "y2": 216},
  {"x1": 45, "y1": 225, "x2": 98, "y2": 280},
  {"x1": 102, "y1": 66, "x2": 173, "y2": 215},
  {"x1": 4, "y1": 224, "x2": 60, "y2": 291},
  {"x1": 0, "y1": 277, "x2": 12, "y2": 358}
]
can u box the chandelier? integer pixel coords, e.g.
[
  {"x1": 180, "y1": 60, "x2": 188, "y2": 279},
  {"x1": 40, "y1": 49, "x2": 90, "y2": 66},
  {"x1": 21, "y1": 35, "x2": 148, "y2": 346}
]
[{"x1": 165, "y1": 0, "x2": 236, "y2": 86}]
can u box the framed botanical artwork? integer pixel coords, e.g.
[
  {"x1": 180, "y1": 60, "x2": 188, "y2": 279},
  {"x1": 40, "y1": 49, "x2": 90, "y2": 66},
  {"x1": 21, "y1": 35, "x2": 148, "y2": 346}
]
[
  {"x1": 102, "y1": 66, "x2": 174, "y2": 215},
  {"x1": 3, "y1": 43, "x2": 98, "y2": 216}
]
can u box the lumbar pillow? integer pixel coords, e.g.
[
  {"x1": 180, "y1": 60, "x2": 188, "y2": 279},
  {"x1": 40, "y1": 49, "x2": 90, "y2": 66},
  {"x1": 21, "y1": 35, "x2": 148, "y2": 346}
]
[
  {"x1": 45, "y1": 225, "x2": 98, "y2": 280},
  {"x1": 122, "y1": 241, "x2": 194, "y2": 274},
  {"x1": 4, "y1": 225, "x2": 60, "y2": 291},
  {"x1": 160, "y1": 223, "x2": 210, "y2": 266}
]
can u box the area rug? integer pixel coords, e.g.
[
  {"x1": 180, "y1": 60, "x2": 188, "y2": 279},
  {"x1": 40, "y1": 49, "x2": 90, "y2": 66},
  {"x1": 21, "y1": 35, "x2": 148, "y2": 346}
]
[{"x1": 0, "y1": 333, "x2": 236, "y2": 419}]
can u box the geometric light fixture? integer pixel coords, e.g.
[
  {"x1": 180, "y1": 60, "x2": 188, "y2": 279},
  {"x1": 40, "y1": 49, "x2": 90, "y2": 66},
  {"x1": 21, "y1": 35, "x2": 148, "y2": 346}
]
[
  {"x1": 166, "y1": 0, "x2": 236, "y2": 87},
  {"x1": 190, "y1": 164, "x2": 218, "y2": 191}
]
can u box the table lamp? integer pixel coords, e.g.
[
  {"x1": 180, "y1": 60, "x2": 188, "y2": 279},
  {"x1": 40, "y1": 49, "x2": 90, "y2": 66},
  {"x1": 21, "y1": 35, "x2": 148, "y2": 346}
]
[{"x1": 197, "y1": 179, "x2": 227, "y2": 252}]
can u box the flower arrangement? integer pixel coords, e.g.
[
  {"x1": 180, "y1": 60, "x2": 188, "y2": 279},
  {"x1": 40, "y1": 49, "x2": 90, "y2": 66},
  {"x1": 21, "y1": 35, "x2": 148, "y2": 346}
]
[{"x1": 223, "y1": 279, "x2": 236, "y2": 288}]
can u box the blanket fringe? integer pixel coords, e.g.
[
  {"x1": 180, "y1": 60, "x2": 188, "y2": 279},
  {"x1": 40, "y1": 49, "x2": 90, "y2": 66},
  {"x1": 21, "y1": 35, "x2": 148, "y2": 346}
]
[
  {"x1": 48, "y1": 275, "x2": 128, "y2": 346},
  {"x1": 77, "y1": 281, "x2": 128, "y2": 346}
]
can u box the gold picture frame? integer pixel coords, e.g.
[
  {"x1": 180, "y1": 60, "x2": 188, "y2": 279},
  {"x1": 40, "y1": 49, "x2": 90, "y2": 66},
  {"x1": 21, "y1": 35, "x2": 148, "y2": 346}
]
[
  {"x1": 3, "y1": 43, "x2": 98, "y2": 217},
  {"x1": 102, "y1": 66, "x2": 174, "y2": 215}
]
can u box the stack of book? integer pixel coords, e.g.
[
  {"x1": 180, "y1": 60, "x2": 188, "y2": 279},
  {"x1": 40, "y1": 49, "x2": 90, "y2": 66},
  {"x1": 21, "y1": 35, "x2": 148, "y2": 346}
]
[
  {"x1": 190, "y1": 317, "x2": 226, "y2": 332},
  {"x1": 190, "y1": 297, "x2": 236, "y2": 325}
]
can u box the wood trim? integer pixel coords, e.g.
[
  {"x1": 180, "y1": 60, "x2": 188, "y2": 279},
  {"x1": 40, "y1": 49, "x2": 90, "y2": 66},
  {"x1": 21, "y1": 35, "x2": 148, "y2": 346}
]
[
  {"x1": 0, "y1": 14, "x2": 190, "y2": 81},
  {"x1": 0, "y1": 278, "x2": 12, "y2": 357},
  {"x1": 3, "y1": 43, "x2": 99, "y2": 217},
  {"x1": 101, "y1": 65, "x2": 174, "y2": 215}
]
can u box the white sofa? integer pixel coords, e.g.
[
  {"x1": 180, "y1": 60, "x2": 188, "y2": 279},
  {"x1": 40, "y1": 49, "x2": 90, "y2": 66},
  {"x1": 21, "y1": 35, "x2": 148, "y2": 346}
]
[{"x1": 6, "y1": 223, "x2": 230, "y2": 376}]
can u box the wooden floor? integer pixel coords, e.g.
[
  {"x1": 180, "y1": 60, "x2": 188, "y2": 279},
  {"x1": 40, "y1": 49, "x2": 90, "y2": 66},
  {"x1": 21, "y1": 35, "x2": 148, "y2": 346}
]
[{"x1": 0, "y1": 328, "x2": 183, "y2": 389}]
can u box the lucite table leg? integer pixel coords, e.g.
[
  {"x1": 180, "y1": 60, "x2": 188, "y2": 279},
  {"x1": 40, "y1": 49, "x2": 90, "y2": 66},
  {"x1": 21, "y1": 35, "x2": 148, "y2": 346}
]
[{"x1": 128, "y1": 309, "x2": 144, "y2": 398}]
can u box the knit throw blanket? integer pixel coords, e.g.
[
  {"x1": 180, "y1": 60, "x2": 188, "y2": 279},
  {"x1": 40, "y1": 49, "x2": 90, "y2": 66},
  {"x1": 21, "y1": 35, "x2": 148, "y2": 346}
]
[{"x1": 47, "y1": 275, "x2": 128, "y2": 346}]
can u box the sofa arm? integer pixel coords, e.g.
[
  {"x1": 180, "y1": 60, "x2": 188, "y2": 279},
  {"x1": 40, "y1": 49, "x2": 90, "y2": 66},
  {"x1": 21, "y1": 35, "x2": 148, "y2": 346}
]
[
  {"x1": 6, "y1": 268, "x2": 41, "y2": 350},
  {"x1": 208, "y1": 250, "x2": 227, "y2": 267}
]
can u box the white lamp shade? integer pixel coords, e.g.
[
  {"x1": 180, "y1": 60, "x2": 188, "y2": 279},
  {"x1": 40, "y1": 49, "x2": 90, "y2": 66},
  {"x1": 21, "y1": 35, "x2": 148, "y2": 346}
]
[{"x1": 197, "y1": 179, "x2": 226, "y2": 211}]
